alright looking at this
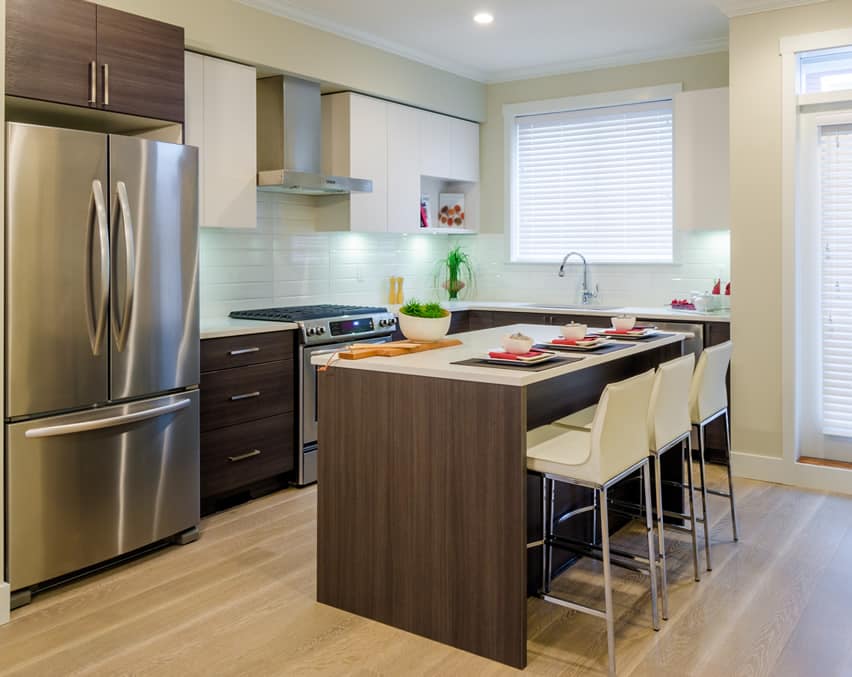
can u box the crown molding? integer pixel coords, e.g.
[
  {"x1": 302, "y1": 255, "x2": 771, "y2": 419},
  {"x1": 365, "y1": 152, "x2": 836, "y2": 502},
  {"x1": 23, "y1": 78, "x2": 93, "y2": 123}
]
[
  {"x1": 712, "y1": 0, "x2": 829, "y2": 17},
  {"x1": 486, "y1": 37, "x2": 730, "y2": 84},
  {"x1": 236, "y1": 0, "x2": 488, "y2": 82}
]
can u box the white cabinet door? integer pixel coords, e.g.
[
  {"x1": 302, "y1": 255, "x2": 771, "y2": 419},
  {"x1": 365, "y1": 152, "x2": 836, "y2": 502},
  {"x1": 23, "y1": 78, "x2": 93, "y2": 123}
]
[
  {"x1": 387, "y1": 103, "x2": 421, "y2": 233},
  {"x1": 674, "y1": 87, "x2": 729, "y2": 231},
  {"x1": 419, "y1": 110, "x2": 452, "y2": 179},
  {"x1": 450, "y1": 117, "x2": 480, "y2": 182},
  {"x1": 349, "y1": 94, "x2": 388, "y2": 232},
  {"x1": 184, "y1": 52, "x2": 257, "y2": 229},
  {"x1": 184, "y1": 52, "x2": 205, "y2": 225}
]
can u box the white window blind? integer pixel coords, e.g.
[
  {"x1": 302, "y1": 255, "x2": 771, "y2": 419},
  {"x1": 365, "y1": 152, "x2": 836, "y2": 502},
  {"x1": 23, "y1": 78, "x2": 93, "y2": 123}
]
[
  {"x1": 819, "y1": 123, "x2": 852, "y2": 437},
  {"x1": 800, "y1": 47, "x2": 852, "y2": 94},
  {"x1": 511, "y1": 99, "x2": 673, "y2": 264}
]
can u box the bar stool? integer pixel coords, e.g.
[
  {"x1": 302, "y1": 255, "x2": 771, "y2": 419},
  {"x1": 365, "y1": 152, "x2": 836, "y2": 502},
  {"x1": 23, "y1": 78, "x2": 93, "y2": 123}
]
[
  {"x1": 554, "y1": 355, "x2": 702, "y2": 621},
  {"x1": 690, "y1": 340, "x2": 737, "y2": 572},
  {"x1": 526, "y1": 370, "x2": 657, "y2": 677}
]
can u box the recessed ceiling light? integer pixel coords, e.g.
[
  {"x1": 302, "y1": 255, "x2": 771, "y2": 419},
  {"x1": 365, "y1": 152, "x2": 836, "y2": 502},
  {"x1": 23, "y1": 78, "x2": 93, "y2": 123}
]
[{"x1": 473, "y1": 11, "x2": 494, "y2": 25}]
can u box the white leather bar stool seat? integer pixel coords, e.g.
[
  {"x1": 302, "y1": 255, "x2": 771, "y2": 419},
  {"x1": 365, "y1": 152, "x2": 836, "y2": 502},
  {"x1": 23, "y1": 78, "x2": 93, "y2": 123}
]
[{"x1": 526, "y1": 369, "x2": 658, "y2": 677}]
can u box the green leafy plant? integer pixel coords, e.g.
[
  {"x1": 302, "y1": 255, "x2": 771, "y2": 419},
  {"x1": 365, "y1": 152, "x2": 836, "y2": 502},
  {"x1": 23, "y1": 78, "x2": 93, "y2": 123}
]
[
  {"x1": 436, "y1": 245, "x2": 475, "y2": 300},
  {"x1": 400, "y1": 299, "x2": 448, "y2": 319}
]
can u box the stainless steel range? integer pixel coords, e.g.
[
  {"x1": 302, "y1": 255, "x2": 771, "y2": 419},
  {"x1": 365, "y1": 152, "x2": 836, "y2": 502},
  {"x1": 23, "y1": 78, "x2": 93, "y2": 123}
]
[{"x1": 229, "y1": 305, "x2": 396, "y2": 485}]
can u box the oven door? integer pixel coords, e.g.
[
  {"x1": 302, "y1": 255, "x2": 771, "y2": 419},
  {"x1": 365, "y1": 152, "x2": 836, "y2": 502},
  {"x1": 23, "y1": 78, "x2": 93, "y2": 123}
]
[{"x1": 298, "y1": 335, "x2": 392, "y2": 486}]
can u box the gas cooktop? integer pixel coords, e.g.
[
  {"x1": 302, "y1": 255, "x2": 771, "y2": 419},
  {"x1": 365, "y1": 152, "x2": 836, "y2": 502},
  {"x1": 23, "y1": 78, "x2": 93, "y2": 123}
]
[{"x1": 230, "y1": 305, "x2": 396, "y2": 345}]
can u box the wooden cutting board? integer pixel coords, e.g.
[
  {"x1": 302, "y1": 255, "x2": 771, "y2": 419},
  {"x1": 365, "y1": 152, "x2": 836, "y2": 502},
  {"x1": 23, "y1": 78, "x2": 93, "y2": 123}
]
[{"x1": 338, "y1": 338, "x2": 462, "y2": 360}]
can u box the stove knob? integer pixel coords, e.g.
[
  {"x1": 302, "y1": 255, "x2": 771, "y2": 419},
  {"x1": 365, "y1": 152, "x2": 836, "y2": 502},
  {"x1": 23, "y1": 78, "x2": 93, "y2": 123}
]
[
  {"x1": 307, "y1": 328, "x2": 316, "y2": 336},
  {"x1": 318, "y1": 327, "x2": 326, "y2": 335},
  {"x1": 379, "y1": 319, "x2": 387, "y2": 327}
]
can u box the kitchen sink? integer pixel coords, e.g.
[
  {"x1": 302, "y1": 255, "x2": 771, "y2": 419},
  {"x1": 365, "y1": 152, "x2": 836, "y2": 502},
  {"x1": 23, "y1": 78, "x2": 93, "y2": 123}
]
[{"x1": 522, "y1": 304, "x2": 624, "y2": 312}]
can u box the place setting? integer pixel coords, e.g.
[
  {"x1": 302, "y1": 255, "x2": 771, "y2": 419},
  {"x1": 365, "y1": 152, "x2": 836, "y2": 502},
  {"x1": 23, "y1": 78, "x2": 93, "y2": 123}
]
[
  {"x1": 588, "y1": 316, "x2": 677, "y2": 342},
  {"x1": 453, "y1": 331, "x2": 585, "y2": 370},
  {"x1": 534, "y1": 322, "x2": 634, "y2": 355}
]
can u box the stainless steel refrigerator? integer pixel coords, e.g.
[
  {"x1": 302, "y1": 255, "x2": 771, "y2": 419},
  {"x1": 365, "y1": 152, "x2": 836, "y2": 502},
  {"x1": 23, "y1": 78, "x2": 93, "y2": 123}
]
[{"x1": 5, "y1": 123, "x2": 200, "y2": 600}]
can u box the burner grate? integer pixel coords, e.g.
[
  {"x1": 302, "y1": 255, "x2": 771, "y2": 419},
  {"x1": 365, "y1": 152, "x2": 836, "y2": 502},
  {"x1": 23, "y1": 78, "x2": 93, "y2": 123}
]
[{"x1": 230, "y1": 305, "x2": 389, "y2": 322}]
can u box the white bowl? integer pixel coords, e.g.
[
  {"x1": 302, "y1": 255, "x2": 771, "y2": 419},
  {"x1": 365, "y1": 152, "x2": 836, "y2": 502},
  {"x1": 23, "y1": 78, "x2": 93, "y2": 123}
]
[
  {"x1": 500, "y1": 334, "x2": 534, "y2": 354},
  {"x1": 560, "y1": 323, "x2": 588, "y2": 340},
  {"x1": 611, "y1": 316, "x2": 637, "y2": 331},
  {"x1": 398, "y1": 311, "x2": 452, "y2": 342}
]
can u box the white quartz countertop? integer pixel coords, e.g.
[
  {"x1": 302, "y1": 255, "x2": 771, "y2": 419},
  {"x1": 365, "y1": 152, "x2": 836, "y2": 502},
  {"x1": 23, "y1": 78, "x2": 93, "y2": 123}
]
[
  {"x1": 431, "y1": 301, "x2": 730, "y2": 323},
  {"x1": 312, "y1": 324, "x2": 688, "y2": 387},
  {"x1": 201, "y1": 317, "x2": 299, "y2": 340}
]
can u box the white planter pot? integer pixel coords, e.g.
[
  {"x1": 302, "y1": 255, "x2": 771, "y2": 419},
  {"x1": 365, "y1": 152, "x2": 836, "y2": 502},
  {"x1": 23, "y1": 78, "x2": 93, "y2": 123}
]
[{"x1": 398, "y1": 312, "x2": 452, "y2": 342}]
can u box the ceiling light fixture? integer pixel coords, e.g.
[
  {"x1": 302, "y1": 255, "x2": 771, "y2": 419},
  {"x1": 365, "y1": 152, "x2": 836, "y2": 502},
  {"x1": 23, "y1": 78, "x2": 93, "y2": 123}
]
[{"x1": 473, "y1": 11, "x2": 494, "y2": 25}]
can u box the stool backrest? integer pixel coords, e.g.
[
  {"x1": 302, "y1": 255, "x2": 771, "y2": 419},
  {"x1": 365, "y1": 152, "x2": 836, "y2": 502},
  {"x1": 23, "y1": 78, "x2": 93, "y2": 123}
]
[
  {"x1": 590, "y1": 369, "x2": 655, "y2": 481},
  {"x1": 689, "y1": 340, "x2": 732, "y2": 424},
  {"x1": 648, "y1": 354, "x2": 695, "y2": 452}
]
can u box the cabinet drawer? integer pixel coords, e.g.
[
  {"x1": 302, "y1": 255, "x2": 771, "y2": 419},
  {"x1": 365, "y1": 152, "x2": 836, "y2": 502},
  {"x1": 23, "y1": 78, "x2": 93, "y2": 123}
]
[
  {"x1": 201, "y1": 415, "x2": 294, "y2": 497},
  {"x1": 201, "y1": 331, "x2": 294, "y2": 372},
  {"x1": 201, "y1": 361, "x2": 293, "y2": 432}
]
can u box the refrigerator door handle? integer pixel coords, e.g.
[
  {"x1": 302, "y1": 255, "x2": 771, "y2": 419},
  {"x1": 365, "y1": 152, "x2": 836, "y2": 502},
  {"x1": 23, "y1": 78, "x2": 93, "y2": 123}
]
[
  {"x1": 111, "y1": 180, "x2": 136, "y2": 352},
  {"x1": 24, "y1": 397, "x2": 192, "y2": 439},
  {"x1": 87, "y1": 179, "x2": 110, "y2": 356}
]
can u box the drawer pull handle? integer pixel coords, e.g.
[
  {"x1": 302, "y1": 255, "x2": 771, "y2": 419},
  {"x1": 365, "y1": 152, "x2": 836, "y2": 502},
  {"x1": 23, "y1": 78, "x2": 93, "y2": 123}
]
[
  {"x1": 228, "y1": 449, "x2": 262, "y2": 463},
  {"x1": 229, "y1": 347, "x2": 260, "y2": 356},
  {"x1": 230, "y1": 391, "x2": 261, "y2": 401}
]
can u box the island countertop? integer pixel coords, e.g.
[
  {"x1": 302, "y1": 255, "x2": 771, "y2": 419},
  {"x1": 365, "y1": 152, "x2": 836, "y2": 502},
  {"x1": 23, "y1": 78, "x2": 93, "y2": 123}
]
[{"x1": 312, "y1": 323, "x2": 687, "y2": 387}]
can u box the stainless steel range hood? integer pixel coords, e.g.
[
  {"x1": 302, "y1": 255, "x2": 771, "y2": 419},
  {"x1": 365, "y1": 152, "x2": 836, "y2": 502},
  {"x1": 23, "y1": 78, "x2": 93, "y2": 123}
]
[{"x1": 257, "y1": 76, "x2": 372, "y2": 195}]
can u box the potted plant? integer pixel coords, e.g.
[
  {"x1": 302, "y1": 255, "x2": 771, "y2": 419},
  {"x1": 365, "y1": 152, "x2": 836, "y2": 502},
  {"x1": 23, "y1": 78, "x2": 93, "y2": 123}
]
[
  {"x1": 437, "y1": 245, "x2": 474, "y2": 301},
  {"x1": 398, "y1": 299, "x2": 452, "y2": 342}
]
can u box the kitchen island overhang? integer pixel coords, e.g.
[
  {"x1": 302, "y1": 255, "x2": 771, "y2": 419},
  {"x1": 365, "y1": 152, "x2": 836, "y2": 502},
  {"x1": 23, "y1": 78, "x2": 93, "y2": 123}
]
[{"x1": 313, "y1": 324, "x2": 687, "y2": 669}]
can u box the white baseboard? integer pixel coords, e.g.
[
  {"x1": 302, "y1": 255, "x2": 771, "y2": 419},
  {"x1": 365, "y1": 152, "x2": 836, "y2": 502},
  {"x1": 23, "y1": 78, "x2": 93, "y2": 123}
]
[
  {"x1": 732, "y1": 450, "x2": 852, "y2": 496},
  {"x1": 0, "y1": 582, "x2": 9, "y2": 625}
]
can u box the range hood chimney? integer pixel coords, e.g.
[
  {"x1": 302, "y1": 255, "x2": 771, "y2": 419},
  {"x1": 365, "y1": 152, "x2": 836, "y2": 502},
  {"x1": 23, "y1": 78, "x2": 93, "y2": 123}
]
[{"x1": 256, "y1": 75, "x2": 372, "y2": 195}]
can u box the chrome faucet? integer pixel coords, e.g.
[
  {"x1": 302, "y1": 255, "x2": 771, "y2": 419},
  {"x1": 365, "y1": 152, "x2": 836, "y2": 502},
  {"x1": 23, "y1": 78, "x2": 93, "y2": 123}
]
[{"x1": 558, "y1": 251, "x2": 599, "y2": 305}]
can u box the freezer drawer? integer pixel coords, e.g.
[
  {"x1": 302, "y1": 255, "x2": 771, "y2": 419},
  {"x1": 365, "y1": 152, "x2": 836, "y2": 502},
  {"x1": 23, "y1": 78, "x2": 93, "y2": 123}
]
[{"x1": 6, "y1": 391, "x2": 200, "y2": 591}]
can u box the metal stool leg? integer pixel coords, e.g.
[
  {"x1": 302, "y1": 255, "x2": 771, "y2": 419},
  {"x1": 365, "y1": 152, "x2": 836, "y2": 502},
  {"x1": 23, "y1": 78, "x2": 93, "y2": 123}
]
[
  {"x1": 541, "y1": 475, "x2": 550, "y2": 594},
  {"x1": 546, "y1": 478, "x2": 556, "y2": 592},
  {"x1": 643, "y1": 463, "x2": 660, "y2": 630},
  {"x1": 653, "y1": 453, "x2": 669, "y2": 620},
  {"x1": 724, "y1": 409, "x2": 739, "y2": 542},
  {"x1": 599, "y1": 486, "x2": 617, "y2": 677},
  {"x1": 685, "y1": 439, "x2": 701, "y2": 582},
  {"x1": 697, "y1": 424, "x2": 712, "y2": 571}
]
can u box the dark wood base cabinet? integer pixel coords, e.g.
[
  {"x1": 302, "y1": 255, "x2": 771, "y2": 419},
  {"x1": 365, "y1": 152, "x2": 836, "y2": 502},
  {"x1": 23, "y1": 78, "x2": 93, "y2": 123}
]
[{"x1": 200, "y1": 331, "x2": 297, "y2": 515}]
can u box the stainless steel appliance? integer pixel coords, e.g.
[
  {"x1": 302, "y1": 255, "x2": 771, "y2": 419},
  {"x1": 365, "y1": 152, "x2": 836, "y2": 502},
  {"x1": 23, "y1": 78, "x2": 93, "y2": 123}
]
[
  {"x1": 5, "y1": 123, "x2": 200, "y2": 604},
  {"x1": 229, "y1": 305, "x2": 396, "y2": 485}
]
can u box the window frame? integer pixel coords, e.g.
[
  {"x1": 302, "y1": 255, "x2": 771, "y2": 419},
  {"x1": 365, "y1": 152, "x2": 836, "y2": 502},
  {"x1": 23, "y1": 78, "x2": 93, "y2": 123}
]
[{"x1": 503, "y1": 83, "x2": 682, "y2": 266}]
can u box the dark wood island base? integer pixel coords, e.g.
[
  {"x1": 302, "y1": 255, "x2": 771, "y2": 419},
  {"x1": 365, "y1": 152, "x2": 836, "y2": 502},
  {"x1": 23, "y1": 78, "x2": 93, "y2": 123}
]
[{"x1": 316, "y1": 328, "x2": 683, "y2": 669}]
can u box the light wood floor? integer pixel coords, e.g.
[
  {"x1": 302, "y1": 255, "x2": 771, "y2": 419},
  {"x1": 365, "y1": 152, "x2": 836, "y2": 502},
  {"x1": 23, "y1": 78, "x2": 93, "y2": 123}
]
[{"x1": 2, "y1": 466, "x2": 852, "y2": 676}]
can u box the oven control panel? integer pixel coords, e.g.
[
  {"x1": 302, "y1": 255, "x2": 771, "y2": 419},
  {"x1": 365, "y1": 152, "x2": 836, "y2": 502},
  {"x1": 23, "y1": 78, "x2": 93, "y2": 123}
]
[{"x1": 300, "y1": 313, "x2": 396, "y2": 345}]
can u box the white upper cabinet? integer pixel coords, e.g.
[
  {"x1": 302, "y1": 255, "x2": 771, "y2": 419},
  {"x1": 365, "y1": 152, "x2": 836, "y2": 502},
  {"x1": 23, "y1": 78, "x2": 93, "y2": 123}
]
[
  {"x1": 387, "y1": 103, "x2": 421, "y2": 233},
  {"x1": 419, "y1": 110, "x2": 453, "y2": 179},
  {"x1": 184, "y1": 52, "x2": 257, "y2": 229},
  {"x1": 449, "y1": 117, "x2": 480, "y2": 182},
  {"x1": 322, "y1": 92, "x2": 388, "y2": 232},
  {"x1": 674, "y1": 87, "x2": 729, "y2": 231}
]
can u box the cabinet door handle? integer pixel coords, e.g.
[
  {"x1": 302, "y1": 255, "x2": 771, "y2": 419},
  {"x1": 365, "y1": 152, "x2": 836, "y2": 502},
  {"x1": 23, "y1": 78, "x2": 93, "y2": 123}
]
[
  {"x1": 230, "y1": 391, "x2": 260, "y2": 401},
  {"x1": 229, "y1": 347, "x2": 260, "y2": 356},
  {"x1": 89, "y1": 61, "x2": 97, "y2": 104},
  {"x1": 228, "y1": 449, "x2": 262, "y2": 463},
  {"x1": 103, "y1": 64, "x2": 110, "y2": 106}
]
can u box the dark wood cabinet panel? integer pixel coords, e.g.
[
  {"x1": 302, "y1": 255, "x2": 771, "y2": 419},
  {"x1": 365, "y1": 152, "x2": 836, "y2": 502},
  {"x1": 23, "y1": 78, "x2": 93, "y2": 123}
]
[
  {"x1": 96, "y1": 6, "x2": 185, "y2": 122},
  {"x1": 201, "y1": 414, "x2": 294, "y2": 497},
  {"x1": 447, "y1": 310, "x2": 469, "y2": 334},
  {"x1": 201, "y1": 331, "x2": 295, "y2": 372},
  {"x1": 200, "y1": 360, "x2": 294, "y2": 432},
  {"x1": 468, "y1": 310, "x2": 494, "y2": 331},
  {"x1": 6, "y1": 0, "x2": 97, "y2": 108}
]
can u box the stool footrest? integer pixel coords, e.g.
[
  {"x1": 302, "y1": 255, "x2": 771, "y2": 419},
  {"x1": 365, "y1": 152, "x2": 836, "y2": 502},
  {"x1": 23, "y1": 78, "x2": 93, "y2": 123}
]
[
  {"x1": 541, "y1": 593, "x2": 606, "y2": 620},
  {"x1": 550, "y1": 535, "x2": 653, "y2": 576}
]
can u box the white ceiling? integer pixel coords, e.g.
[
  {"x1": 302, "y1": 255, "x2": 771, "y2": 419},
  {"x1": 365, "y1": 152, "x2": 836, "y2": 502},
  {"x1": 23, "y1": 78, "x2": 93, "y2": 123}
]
[{"x1": 240, "y1": 0, "x2": 829, "y2": 83}]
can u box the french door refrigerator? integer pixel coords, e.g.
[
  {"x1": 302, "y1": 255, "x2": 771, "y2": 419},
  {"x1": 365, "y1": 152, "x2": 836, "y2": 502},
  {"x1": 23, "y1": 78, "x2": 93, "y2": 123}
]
[{"x1": 5, "y1": 123, "x2": 200, "y2": 599}]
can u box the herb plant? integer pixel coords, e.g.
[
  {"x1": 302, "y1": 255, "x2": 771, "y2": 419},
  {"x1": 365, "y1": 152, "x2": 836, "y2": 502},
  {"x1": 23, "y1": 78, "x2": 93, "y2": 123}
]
[{"x1": 400, "y1": 300, "x2": 448, "y2": 319}]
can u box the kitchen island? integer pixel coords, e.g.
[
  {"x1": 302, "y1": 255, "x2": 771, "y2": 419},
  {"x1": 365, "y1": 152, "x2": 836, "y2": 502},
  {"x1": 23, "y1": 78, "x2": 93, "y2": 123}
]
[{"x1": 313, "y1": 324, "x2": 686, "y2": 668}]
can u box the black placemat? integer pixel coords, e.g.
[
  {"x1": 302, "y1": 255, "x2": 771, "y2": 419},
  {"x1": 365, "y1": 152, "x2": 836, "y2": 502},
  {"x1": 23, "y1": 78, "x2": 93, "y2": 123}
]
[
  {"x1": 591, "y1": 331, "x2": 678, "y2": 343},
  {"x1": 451, "y1": 355, "x2": 585, "y2": 372},
  {"x1": 533, "y1": 342, "x2": 634, "y2": 355}
]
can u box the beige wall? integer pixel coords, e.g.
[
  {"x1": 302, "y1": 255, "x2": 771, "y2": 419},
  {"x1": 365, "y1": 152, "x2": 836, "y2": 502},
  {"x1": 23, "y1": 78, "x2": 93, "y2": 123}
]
[
  {"x1": 1, "y1": 0, "x2": 7, "y2": 624},
  {"x1": 730, "y1": 0, "x2": 852, "y2": 460},
  {"x1": 93, "y1": 0, "x2": 486, "y2": 121},
  {"x1": 479, "y1": 51, "x2": 730, "y2": 234}
]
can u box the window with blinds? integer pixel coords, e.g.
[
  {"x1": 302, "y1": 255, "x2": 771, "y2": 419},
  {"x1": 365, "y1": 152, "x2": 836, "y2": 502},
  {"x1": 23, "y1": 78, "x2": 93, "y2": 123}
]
[
  {"x1": 510, "y1": 99, "x2": 673, "y2": 264},
  {"x1": 800, "y1": 47, "x2": 852, "y2": 94},
  {"x1": 819, "y1": 123, "x2": 852, "y2": 437}
]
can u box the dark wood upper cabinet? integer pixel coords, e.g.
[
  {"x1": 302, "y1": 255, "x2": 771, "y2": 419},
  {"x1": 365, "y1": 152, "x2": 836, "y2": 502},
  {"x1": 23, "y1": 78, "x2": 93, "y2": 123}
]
[
  {"x1": 6, "y1": 0, "x2": 97, "y2": 108},
  {"x1": 96, "y1": 6, "x2": 185, "y2": 123},
  {"x1": 5, "y1": 0, "x2": 184, "y2": 123}
]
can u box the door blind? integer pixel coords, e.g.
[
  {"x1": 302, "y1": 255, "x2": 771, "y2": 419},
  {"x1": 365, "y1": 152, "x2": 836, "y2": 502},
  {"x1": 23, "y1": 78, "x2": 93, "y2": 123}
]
[
  {"x1": 511, "y1": 100, "x2": 673, "y2": 263},
  {"x1": 819, "y1": 124, "x2": 852, "y2": 437}
]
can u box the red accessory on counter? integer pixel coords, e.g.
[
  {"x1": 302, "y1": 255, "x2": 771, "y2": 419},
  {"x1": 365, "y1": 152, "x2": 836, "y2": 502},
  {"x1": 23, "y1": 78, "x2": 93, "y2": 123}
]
[
  {"x1": 488, "y1": 350, "x2": 544, "y2": 360},
  {"x1": 725, "y1": 282, "x2": 731, "y2": 296},
  {"x1": 712, "y1": 279, "x2": 722, "y2": 295}
]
